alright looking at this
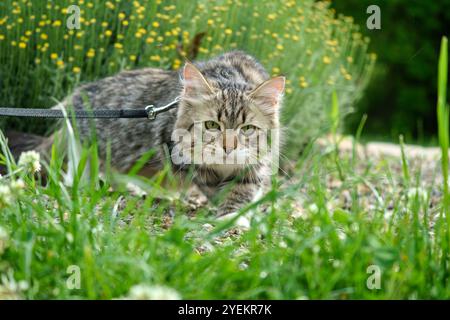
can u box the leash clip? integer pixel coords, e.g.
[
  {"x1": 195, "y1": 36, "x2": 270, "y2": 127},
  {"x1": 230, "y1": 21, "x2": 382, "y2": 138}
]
[{"x1": 145, "y1": 96, "x2": 180, "y2": 120}]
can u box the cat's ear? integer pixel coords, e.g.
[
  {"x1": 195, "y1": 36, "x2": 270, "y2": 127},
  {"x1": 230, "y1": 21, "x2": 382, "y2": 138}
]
[
  {"x1": 183, "y1": 62, "x2": 213, "y2": 95},
  {"x1": 249, "y1": 76, "x2": 285, "y2": 107}
]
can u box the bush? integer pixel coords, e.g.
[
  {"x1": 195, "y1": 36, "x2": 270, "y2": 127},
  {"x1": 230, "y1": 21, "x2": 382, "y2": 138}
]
[
  {"x1": 333, "y1": 0, "x2": 450, "y2": 141},
  {"x1": 0, "y1": 0, "x2": 374, "y2": 153}
]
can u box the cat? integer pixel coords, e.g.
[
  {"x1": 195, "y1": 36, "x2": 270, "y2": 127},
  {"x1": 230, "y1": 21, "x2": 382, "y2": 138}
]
[{"x1": 7, "y1": 50, "x2": 285, "y2": 221}]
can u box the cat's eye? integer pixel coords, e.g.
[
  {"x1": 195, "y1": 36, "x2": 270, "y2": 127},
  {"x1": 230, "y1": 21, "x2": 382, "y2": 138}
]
[
  {"x1": 205, "y1": 121, "x2": 221, "y2": 131},
  {"x1": 240, "y1": 124, "x2": 257, "y2": 136}
]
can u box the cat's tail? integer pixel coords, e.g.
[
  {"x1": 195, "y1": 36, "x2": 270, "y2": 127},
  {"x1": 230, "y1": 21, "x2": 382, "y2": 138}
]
[{"x1": 1, "y1": 130, "x2": 53, "y2": 174}]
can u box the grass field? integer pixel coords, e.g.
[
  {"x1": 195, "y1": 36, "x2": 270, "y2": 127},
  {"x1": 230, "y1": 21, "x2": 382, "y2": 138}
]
[{"x1": 0, "y1": 1, "x2": 449, "y2": 299}]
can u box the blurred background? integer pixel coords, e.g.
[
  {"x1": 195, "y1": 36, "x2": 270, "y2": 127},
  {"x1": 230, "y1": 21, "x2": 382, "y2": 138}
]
[{"x1": 333, "y1": 0, "x2": 450, "y2": 144}]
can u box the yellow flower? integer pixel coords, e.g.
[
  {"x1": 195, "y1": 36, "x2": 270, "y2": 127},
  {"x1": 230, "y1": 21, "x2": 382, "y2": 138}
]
[
  {"x1": 225, "y1": 28, "x2": 232, "y2": 35},
  {"x1": 25, "y1": 31, "x2": 32, "y2": 36},
  {"x1": 207, "y1": 19, "x2": 214, "y2": 26},
  {"x1": 18, "y1": 42, "x2": 26, "y2": 49},
  {"x1": 150, "y1": 55, "x2": 161, "y2": 61},
  {"x1": 56, "y1": 60, "x2": 64, "y2": 68},
  {"x1": 35, "y1": 58, "x2": 41, "y2": 64},
  {"x1": 73, "y1": 67, "x2": 81, "y2": 73},
  {"x1": 50, "y1": 53, "x2": 58, "y2": 60},
  {"x1": 146, "y1": 37, "x2": 154, "y2": 44},
  {"x1": 272, "y1": 67, "x2": 280, "y2": 74},
  {"x1": 114, "y1": 43, "x2": 123, "y2": 49},
  {"x1": 40, "y1": 33, "x2": 48, "y2": 40},
  {"x1": 0, "y1": 35, "x2": 5, "y2": 41},
  {"x1": 129, "y1": 55, "x2": 137, "y2": 61},
  {"x1": 118, "y1": 12, "x2": 126, "y2": 20},
  {"x1": 323, "y1": 56, "x2": 331, "y2": 64},
  {"x1": 135, "y1": 32, "x2": 142, "y2": 38},
  {"x1": 86, "y1": 49, "x2": 95, "y2": 58},
  {"x1": 101, "y1": 22, "x2": 108, "y2": 28},
  {"x1": 52, "y1": 20, "x2": 62, "y2": 27},
  {"x1": 105, "y1": 30, "x2": 112, "y2": 37},
  {"x1": 276, "y1": 44, "x2": 284, "y2": 50},
  {"x1": 152, "y1": 21, "x2": 160, "y2": 28},
  {"x1": 122, "y1": 20, "x2": 129, "y2": 26}
]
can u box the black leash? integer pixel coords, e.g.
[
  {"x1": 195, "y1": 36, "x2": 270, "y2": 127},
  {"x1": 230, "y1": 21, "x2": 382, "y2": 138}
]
[{"x1": 0, "y1": 96, "x2": 180, "y2": 120}]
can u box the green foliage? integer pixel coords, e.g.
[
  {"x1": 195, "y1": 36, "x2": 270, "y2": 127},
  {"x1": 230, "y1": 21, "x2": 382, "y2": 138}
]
[
  {"x1": 1, "y1": 123, "x2": 450, "y2": 298},
  {"x1": 0, "y1": 0, "x2": 374, "y2": 153},
  {"x1": 333, "y1": 0, "x2": 450, "y2": 141}
]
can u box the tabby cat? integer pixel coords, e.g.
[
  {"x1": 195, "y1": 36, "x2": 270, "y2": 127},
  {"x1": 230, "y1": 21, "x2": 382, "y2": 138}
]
[{"x1": 9, "y1": 51, "x2": 285, "y2": 221}]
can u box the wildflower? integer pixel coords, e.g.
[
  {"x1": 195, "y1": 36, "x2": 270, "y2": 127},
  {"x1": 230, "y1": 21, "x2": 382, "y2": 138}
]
[
  {"x1": 0, "y1": 226, "x2": 9, "y2": 254},
  {"x1": 50, "y1": 53, "x2": 58, "y2": 60},
  {"x1": 52, "y1": 20, "x2": 62, "y2": 27},
  {"x1": 0, "y1": 35, "x2": 4, "y2": 41},
  {"x1": 105, "y1": 30, "x2": 112, "y2": 37},
  {"x1": 323, "y1": 56, "x2": 331, "y2": 64},
  {"x1": 224, "y1": 28, "x2": 232, "y2": 35},
  {"x1": 122, "y1": 20, "x2": 129, "y2": 26},
  {"x1": 145, "y1": 37, "x2": 154, "y2": 44},
  {"x1": 56, "y1": 60, "x2": 64, "y2": 68},
  {"x1": 18, "y1": 150, "x2": 41, "y2": 173},
  {"x1": 18, "y1": 42, "x2": 26, "y2": 49},
  {"x1": 0, "y1": 185, "x2": 13, "y2": 209},
  {"x1": 9, "y1": 179, "x2": 25, "y2": 195},
  {"x1": 272, "y1": 67, "x2": 280, "y2": 75},
  {"x1": 86, "y1": 49, "x2": 95, "y2": 58},
  {"x1": 152, "y1": 21, "x2": 160, "y2": 28},
  {"x1": 276, "y1": 44, "x2": 284, "y2": 51},
  {"x1": 124, "y1": 284, "x2": 181, "y2": 300},
  {"x1": 114, "y1": 43, "x2": 123, "y2": 49},
  {"x1": 129, "y1": 55, "x2": 137, "y2": 61},
  {"x1": 118, "y1": 12, "x2": 126, "y2": 20}
]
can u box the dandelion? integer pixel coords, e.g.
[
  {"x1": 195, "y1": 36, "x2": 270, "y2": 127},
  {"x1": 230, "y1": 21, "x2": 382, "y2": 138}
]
[
  {"x1": 118, "y1": 12, "x2": 126, "y2": 20},
  {"x1": 152, "y1": 21, "x2": 160, "y2": 28},
  {"x1": 114, "y1": 43, "x2": 123, "y2": 49},
  {"x1": 276, "y1": 44, "x2": 284, "y2": 51},
  {"x1": 0, "y1": 35, "x2": 4, "y2": 41},
  {"x1": 56, "y1": 60, "x2": 64, "y2": 68},
  {"x1": 145, "y1": 37, "x2": 154, "y2": 44},
  {"x1": 50, "y1": 53, "x2": 58, "y2": 60},
  {"x1": 18, "y1": 42, "x2": 26, "y2": 49},
  {"x1": 18, "y1": 150, "x2": 41, "y2": 173},
  {"x1": 124, "y1": 284, "x2": 181, "y2": 300},
  {"x1": 105, "y1": 30, "x2": 112, "y2": 37},
  {"x1": 52, "y1": 20, "x2": 62, "y2": 27},
  {"x1": 224, "y1": 28, "x2": 232, "y2": 35},
  {"x1": 129, "y1": 55, "x2": 137, "y2": 61}
]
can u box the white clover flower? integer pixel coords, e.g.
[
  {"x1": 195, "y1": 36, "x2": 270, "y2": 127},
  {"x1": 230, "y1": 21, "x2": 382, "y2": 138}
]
[
  {"x1": 18, "y1": 150, "x2": 41, "y2": 173},
  {"x1": 0, "y1": 185, "x2": 13, "y2": 208},
  {"x1": 0, "y1": 271, "x2": 28, "y2": 300},
  {"x1": 9, "y1": 179, "x2": 25, "y2": 194},
  {"x1": 0, "y1": 226, "x2": 9, "y2": 255},
  {"x1": 125, "y1": 284, "x2": 181, "y2": 300}
]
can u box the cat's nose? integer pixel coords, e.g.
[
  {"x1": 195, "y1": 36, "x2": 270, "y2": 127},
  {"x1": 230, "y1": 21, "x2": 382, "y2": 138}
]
[{"x1": 223, "y1": 135, "x2": 237, "y2": 154}]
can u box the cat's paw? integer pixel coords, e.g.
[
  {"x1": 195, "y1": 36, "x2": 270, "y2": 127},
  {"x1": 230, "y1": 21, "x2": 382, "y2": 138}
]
[{"x1": 217, "y1": 212, "x2": 250, "y2": 230}]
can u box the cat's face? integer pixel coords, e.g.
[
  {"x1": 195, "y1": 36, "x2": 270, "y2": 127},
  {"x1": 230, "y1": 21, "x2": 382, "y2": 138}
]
[{"x1": 172, "y1": 63, "x2": 284, "y2": 173}]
